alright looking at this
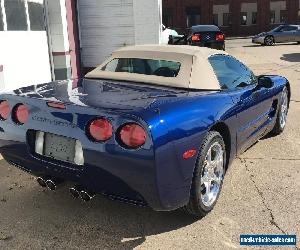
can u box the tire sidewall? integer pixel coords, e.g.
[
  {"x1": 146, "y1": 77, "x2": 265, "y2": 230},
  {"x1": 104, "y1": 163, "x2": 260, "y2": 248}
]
[
  {"x1": 265, "y1": 36, "x2": 274, "y2": 46},
  {"x1": 192, "y1": 132, "x2": 226, "y2": 213}
]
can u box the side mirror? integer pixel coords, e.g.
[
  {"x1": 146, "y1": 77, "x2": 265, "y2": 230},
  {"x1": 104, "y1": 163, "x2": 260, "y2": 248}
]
[{"x1": 257, "y1": 76, "x2": 273, "y2": 89}]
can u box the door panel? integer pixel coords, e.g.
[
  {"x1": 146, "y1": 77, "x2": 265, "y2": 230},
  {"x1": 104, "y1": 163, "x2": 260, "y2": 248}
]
[
  {"x1": 208, "y1": 54, "x2": 275, "y2": 154},
  {"x1": 274, "y1": 26, "x2": 298, "y2": 42},
  {"x1": 231, "y1": 86, "x2": 274, "y2": 153}
]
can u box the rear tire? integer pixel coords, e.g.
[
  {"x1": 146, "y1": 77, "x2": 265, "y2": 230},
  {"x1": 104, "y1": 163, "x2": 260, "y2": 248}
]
[
  {"x1": 183, "y1": 131, "x2": 226, "y2": 218},
  {"x1": 264, "y1": 36, "x2": 274, "y2": 46},
  {"x1": 271, "y1": 87, "x2": 289, "y2": 135}
]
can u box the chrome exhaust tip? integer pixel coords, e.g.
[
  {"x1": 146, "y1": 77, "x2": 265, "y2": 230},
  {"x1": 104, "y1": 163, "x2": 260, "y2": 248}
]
[
  {"x1": 80, "y1": 190, "x2": 96, "y2": 202},
  {"x1": 45, "y1": 179, "x2": 57, "y2": 191},
  {"x1": 37, "y1": 177, "x2": 47, "y2": 187},
  {"x1": 69, "y1": 187, "x2": 80, "y2": 199}
]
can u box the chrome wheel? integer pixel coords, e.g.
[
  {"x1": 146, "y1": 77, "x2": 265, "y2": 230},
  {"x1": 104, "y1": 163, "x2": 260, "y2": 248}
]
[
  {"x1": 265, "y1": 36, "x2": 274, "y2": 46},
  {"x1": 200, "y1": 142, "x2": 224, "y2": 207},
  {"x1": 279, "y1": 89, "x2": 288, "y2": 129}
]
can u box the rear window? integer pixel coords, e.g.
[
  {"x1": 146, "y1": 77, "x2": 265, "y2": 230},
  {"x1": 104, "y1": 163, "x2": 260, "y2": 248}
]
[
  {"x1": 102, "y1": 58, "x2": 181, "y2": 78},
  {"x1": 191, "y1": 25, "x2": 220, "y2": 33}
]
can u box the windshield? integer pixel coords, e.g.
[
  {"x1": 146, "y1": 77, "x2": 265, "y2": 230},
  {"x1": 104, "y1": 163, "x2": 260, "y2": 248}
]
[{"x1": 270, "y1": 25, "x2": 283, "y2": 32}]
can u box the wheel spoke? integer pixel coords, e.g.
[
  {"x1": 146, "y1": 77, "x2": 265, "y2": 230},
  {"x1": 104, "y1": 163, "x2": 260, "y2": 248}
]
[
  {"x1": 280, "y1": 90, "x2": 288, "y2": 128},
  {"x1": 204, "y1": 180, "x2": 211, "y2": 195},
  {"x1": 200, "y1": 141, "x2": 225, "y2": 207},
  {"x1": 206, "y1": 148, "x2": 212, "y2": 165},
  {"x1": 201, "y1": 172, "x2": 210, "y2": 185}
]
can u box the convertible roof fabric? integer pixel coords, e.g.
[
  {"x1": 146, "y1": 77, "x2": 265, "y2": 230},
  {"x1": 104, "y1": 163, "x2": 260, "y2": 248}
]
[{"x1": 86, "y1": 45, "x2": 227, "y2": 90}]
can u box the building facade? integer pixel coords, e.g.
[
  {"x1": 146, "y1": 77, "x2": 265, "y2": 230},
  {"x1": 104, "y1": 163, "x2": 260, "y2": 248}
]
[
  {"x1": 162, "y1": 0, "x2": 300, "y2": 36},
  {"x1": 0, "y1": 0, "x2": 80, "y2": 91},
  {"x1": 0, "y1": 0, "x2": 162, "y2": 91}
]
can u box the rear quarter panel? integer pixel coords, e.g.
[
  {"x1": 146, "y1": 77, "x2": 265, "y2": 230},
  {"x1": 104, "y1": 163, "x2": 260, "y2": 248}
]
[{"x1": 134, "y1": 91, "x2": 237, "y2": 209}]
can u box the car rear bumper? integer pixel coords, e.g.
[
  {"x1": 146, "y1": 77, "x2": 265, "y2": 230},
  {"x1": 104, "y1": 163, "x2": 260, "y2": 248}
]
[
  {"x1": 192, "y1": 41, "x2": 225, "y2": 50},
  {"x1": 0, "y1": 134, "x2": 190, "y2": 211}
]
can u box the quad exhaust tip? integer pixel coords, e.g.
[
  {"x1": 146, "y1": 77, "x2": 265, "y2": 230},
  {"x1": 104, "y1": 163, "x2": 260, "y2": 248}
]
[
  {"x1": 69, "y1": 187, "x2": 95, "y2": 202},
  {"x1": 69, "y1": 187, "x2": 80, "y2": 199},
  {"x1": 80, "y1": 190, "x2": 96, "y2": 202},
  {"x1": 46, "y1": 179, "x2": 57, "y2": 191},
  {"x1": 38, "y1": 179, "x2": 96, "y2": 202},
  {"x1": 37, "y1": 177, "x2": 60, "y2": 191},
  {"x1": 37, "y1": 177, "x2": 47, "y2": 188}
]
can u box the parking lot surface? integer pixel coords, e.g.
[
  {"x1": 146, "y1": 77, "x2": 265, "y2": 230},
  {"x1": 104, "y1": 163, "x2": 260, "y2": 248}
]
[{"x1": 0, "y1": 39, "x2": 299, "y2": 250}]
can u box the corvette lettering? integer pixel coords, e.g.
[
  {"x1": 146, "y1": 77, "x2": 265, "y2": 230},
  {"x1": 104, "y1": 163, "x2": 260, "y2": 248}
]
[{"x1": 32, "y1": 116, "x2": 77, "y2": 128}]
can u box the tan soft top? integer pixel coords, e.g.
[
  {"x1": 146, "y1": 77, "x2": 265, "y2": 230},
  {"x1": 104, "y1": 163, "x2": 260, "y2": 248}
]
[{"x1": 86, "y1": 45, "x2": 228, "y2": 90}]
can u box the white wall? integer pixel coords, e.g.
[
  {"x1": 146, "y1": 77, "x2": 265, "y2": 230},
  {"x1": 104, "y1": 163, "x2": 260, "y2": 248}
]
[
  {"x1": 45, "y1": 0, "x2": 72, "y2": 79},
  {"x1": 0, "y1": 32, "x2": 52, "y2": 91},
  {"x1": 78, "y1": 0, "x2": 162, "y2": 68},
  {"x1": 45, "y1": 0, "x2": 69, "y2": 53},
  {"x1": 133, "y1": 0, "x2": 162, "y2": 45}
]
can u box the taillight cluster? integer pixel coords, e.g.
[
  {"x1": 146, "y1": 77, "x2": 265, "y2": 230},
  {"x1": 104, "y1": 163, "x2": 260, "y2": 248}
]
[
  {"x1": 87, "y1": 118, "x2": 113, "y2": 142},
  {"x1": 216, "y1": 33, "x2": 225, "y2": 41},
  {"x1": 12, "y1": 104, "x2": 29, "y2": 124},
  {"x1": 192, "y1": 34, "x2": 201, "y2": 42},
  {"x1": 0, "y1": 100, "x2": 10, "y2": 120},
  {"x1": 119, "y1": 123, "x2": 147, "y2": 149},
  {"x1": 0, "y1": 100, "x2": 29, "y2": 125},
  {"x1": 86, "y1": 118, "x2": 147, "y2": 149}
]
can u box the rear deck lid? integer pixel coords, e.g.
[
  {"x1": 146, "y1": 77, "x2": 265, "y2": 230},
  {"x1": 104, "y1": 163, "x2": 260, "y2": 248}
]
[{"x1": 7, "y1": 78, "x2": 189, "y2": 112}]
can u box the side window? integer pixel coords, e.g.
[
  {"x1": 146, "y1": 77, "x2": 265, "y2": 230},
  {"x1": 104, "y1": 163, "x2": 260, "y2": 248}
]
[
  {"x1": 208, "y1": 55, "x2": 256, "y2": 90},
  {"x1": 281, "y1": 26, "x2": 297, "y2": 32}
]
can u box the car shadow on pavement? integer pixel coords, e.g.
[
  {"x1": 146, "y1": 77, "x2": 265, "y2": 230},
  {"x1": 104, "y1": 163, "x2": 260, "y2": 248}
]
[
  {"x1": 0, "y1": 161, "x2": 197, "y2": 249},
  {"x1": 280, "y1": 53, "x2": 300, "y2": 62}
]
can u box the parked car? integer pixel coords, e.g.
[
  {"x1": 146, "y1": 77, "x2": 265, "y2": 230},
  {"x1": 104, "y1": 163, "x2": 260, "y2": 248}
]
[
  {"x1": 0, "y1": 45, "x2": 290, "y2": 217},
  {"x1": 252, "y1": 24, "x2": 300, "y2": 46},
  {"x1": 161, "y1": 24, "x2": 179, "y2": 44},
  {"x1": 169, "y1": 25, "x2": 225, "y2": 50}
]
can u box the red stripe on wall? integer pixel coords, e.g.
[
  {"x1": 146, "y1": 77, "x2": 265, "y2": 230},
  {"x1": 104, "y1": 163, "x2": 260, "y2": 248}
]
[
  {"x1": 65, "y1": 0, "x2": 81, "y2": 79},
  {"x1": 0, "y1": 65, "x2": 3, "y2": 72}
]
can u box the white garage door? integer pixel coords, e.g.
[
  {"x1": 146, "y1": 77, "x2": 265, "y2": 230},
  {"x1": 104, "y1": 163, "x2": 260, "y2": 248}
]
[
  {"x1": 77, "y1": 0, "x2": 135, "y2": 68},
  {"x1": 77, "y1": 0, "x2": 162, "y2": 68},
  {"x1": 0, "y1": 0, "x2": 51, "y2": 91}
]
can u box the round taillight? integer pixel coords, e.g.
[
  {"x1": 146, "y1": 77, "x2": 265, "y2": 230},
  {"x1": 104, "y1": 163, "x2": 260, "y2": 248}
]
[
  {"x1": 119, "y1": 123, "x2": 146, "y2": 149},
  {"x1": 87, "y1": 118, "x2": 113, "y2": 142},
  {"x1": 0, "y1": 100, "x2": 10, "y2": 120},
  {"x1": 13, "y1": 104, "x2": 29, "y2": 125}
]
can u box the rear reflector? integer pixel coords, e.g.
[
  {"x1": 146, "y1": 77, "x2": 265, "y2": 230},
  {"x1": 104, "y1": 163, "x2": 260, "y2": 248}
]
[
  {"x1": 87, "y1": 118, "x2": 113, "y2": 142},
  {"x1": 216, "y1": 34, "x2": 225, "y2": 41},
  {"x1": 183, "y1": 150, "x2": 197, "y2": 160},
  {"x1": 47, "y1": 102, "x2": 66, "y2": 109},
  {"x1": 119, "y1": 123, "x2": 146, "y2": 149},
  {"x1": 191, "y1": 34, "x2": 201, "y2": 42},
  {"x1": 0, "y1": 100, "x2": 10, "y2": 120},
  {"x1": 13, "y1": 104, "x2": 29, "y2": 125}
]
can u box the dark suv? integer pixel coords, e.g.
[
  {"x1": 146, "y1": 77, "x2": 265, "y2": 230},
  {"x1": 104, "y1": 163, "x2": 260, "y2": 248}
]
[{"x1": 169, "y1": 25, "x2": 225, "y2": 51}]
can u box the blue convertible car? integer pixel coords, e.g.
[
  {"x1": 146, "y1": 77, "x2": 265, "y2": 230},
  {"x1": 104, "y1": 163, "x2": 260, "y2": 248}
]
[{"x1": 0, "y1": 45, "x2": 290, "y2": 217}]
